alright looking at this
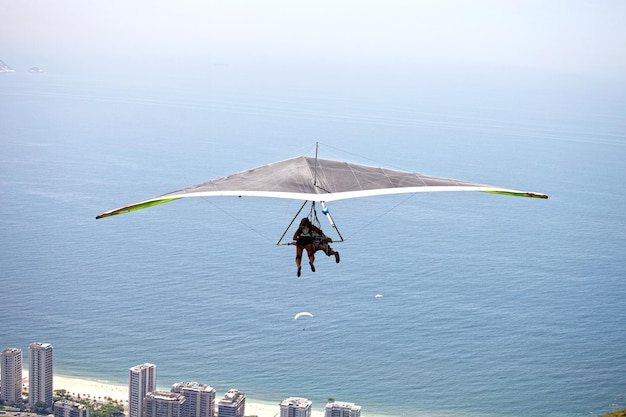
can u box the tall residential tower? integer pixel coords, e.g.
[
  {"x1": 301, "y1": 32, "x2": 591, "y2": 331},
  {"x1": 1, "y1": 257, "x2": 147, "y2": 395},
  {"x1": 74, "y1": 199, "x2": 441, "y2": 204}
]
[
  {"x1": 217, "y1": 389, "x2": 245, "y2": 417},
  {"x1": 128, "y1": 363, "x2": 157, "y2": 417},
  {"x1": 324, "y1": 401, "x2": 361, "y2": 417},
  {"x1": 1, "y1": 348, "x2": 23, "y2": 406},
  {"x1": 144, "y1": 391, "x2": 185, "y2": 417},
  {"x1": 29, "y1": 342, "x2": 54, "y2": 407},
  {"x1": 171, "y1": 381, "x2": 216, "y2": 417},
  {"x1": 280, "y1": 397, "x2": 312, "y2": 417}
]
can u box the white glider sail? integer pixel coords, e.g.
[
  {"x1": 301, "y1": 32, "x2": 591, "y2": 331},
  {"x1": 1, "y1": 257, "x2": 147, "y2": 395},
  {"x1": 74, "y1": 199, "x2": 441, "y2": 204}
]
[{"x1": 96, "y1": 154, "x2": 547, "y2": 220}]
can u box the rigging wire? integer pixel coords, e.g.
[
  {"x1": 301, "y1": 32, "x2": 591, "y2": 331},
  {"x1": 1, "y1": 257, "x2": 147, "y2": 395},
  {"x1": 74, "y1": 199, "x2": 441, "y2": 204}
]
[
  {"x1": 344, "y1": 192, "x2": 419, "y2": 240},
  {"x1": 276, "y1": 200, "x2": 309, "y2": 245},
  {"x1": 316, "y1": 141, "x2": 412, "y2": 172},
  {"x1": 307, "y1": 201, "x2": 321, "y2": 229},
  {"x1": 199, "y1": 197, "x2": 275, "y2": 243}
]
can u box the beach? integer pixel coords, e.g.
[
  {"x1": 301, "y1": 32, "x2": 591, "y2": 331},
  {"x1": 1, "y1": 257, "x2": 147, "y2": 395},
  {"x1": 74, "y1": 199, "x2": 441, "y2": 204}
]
[{"x1": 24, "y1": 372, "x2": 324, "y2": 417}]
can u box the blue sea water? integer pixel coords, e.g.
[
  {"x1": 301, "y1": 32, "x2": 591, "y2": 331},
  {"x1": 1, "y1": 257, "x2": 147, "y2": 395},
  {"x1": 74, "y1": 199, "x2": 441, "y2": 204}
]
[{"x1": 1, "y1": 67, "x2": 625, "y2": 417}]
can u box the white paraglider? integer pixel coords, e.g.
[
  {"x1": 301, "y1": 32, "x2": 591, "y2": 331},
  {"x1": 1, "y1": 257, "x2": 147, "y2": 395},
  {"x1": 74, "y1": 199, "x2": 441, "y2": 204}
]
[{"x1": 294, "y1": 312, "x2": 314, "y2": 320}]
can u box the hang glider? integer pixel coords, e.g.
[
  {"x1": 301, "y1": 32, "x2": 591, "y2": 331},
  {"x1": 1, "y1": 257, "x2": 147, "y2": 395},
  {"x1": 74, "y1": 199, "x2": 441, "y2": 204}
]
[{"x1": 96, "y1": 153, "x2": 547, "y2": 221}]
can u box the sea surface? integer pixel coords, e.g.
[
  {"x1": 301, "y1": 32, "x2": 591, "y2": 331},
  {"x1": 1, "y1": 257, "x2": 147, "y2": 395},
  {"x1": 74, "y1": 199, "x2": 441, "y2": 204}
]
[{"x1": 1, "y1": 66, "x2": 625, "y2": 417}]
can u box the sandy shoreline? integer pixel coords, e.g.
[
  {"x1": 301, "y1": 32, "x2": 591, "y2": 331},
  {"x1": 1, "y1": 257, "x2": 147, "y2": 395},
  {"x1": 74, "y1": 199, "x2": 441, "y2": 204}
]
[{"x1": 23, "y1": 372, "x2": 324, "y2": 417}]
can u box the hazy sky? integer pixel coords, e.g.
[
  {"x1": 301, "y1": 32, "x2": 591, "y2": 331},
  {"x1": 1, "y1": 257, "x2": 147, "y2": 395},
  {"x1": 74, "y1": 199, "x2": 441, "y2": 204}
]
[{"x1": 1, "y1": 0, "x2": 625, "y2": 77}]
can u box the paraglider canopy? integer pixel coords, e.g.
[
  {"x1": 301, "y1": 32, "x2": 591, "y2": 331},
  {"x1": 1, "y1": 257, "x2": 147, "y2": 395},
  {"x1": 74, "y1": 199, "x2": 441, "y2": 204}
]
[{"x1": 294, "y1": 312, "x2": 314, "y2": 320}]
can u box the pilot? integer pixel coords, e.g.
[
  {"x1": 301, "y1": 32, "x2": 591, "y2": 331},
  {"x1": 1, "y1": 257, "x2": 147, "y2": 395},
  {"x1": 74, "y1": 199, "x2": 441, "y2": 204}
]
[{"x1": 292, "y1": 218, "x2": 339, "y2": 277}]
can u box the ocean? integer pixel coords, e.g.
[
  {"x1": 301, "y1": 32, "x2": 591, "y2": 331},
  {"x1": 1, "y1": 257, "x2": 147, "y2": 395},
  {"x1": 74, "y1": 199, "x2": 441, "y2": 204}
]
[{"x1": 1, "y1": 66, "x2": 625, "y2": 417}]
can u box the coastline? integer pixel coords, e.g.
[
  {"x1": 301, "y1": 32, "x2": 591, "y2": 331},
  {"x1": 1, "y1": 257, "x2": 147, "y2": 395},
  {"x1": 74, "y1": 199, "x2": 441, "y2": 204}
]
[{"x1": 23, "y1": 372, "x2": 325, "y2": 417}]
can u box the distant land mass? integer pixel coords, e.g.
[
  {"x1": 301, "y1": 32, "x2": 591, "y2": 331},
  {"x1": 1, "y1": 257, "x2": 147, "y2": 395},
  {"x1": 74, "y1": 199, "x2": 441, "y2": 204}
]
[
  {"x1": 601, "y1": 410, "x2": 626, "y2": 417},
  {"x1": 0, "y1": 59, "x2": 44, "y2": 73},
  {"x1": 0, "y1": 59, "x2": 15, "y2": 72}
]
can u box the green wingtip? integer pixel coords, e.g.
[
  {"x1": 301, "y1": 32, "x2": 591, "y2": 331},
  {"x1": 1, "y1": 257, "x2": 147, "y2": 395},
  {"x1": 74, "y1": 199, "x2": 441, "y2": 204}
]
[
  {"x1": 482, "y1": 190, "x2": 548, "y2": 199},
  {"x1": 96, "y1": 198, "x2": 180, "y2": 219}
]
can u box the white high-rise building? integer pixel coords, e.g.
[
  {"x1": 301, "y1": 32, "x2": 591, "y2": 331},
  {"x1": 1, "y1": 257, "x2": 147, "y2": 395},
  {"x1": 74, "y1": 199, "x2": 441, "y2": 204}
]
[
  {"x1": 1, "y1": 348, "x2": 23, "y2": 406},
  {"x1": 29, "y1": 342, "x2": 54, "y2": 407},
  {"x1": 171, "y1": 381, "x2": 216, "y2": 417},
  {"x1": 144, "y1": 391, "x2": 185, "y2": 417},
  {"x1": 217, "y1": 389, "x2": 245, "y2": 417},
  {"x1": 128, "y1": 363, "x2": 157, "y2": 417},
  {"x1": 280, "y1": 397, "x2": 312, "y2": 417},
  {"x1": 324, "y1": 401, "x2": 361, "y2": 417}
]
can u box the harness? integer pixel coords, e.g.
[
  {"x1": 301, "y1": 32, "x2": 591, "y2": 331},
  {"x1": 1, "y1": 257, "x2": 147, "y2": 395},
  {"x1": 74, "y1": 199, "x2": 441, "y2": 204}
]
[{"x1": 277, "y1": 201, "x2": 344, "y2": 246}]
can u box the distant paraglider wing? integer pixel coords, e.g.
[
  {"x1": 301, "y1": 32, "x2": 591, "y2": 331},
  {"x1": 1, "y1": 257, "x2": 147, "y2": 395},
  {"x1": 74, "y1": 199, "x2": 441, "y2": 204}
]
[
  {"x1": 95, "y1": 154, "x2": 548, "y2": 219},
  {"x1": 294, "y1": 312, "x2": 314, "y2": 320}
]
